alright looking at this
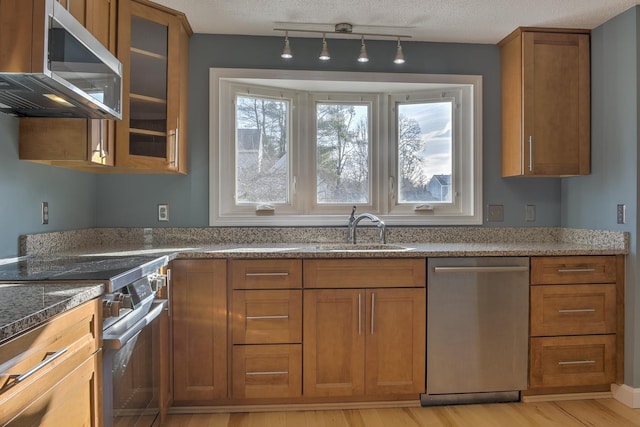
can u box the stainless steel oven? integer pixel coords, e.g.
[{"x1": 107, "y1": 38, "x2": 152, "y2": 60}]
[
  {"x1": 102, "y1": 274, "x2": 168, "y2": 427},
  {"x1": 0, "y1": 254, "x2": 170, "y2": 425}
]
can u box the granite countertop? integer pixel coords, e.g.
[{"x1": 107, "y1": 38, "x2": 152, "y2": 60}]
[
  {"x1": 60, "y1": 240, "x2": 627, "y2": 260},
  {"x1": 175, "y1": 241, "x2": 627, "y2": 258},
  {"x1": 0, "y1": 226, "x2": 628, "y2": 344},
  {"x1": 0, "y1": 282, "x2": 104, "y2": 344}
]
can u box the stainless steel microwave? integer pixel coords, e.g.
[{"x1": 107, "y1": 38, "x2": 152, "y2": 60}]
[{"x1": 0, "y1": 0, "x2": 122, "y2": 119}]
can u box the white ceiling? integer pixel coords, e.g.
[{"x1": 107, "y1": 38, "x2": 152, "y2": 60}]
[{"x1": 152, "y1": 0, "x2": 640, "y2": 44}]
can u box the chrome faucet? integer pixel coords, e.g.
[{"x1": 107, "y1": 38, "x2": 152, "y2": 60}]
[{"x1": 348, "y1": 206, "x2": 386, "y2": 244}]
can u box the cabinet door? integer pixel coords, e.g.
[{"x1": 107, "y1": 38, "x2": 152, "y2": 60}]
[
  {"x1": 57, "y1": 0, "x2": 87, "y2": 25},
  {"x1": 172, "y1": 259, "x2": 227, "y2": 403},
  {"x1": 365, "y1": 288, "x2": 426, "y2": 395},
  {"x1": 303, "y1": 289, "x2": 365, "y2": 397},
  {"x1": 522, "y1": 31, "x2": 590, "y2": 176},
  {"x1": 86, "y1": 0, "x2": 116, "y2": 51},
  {"x1": 1, "y1": 352, "x2": 101, "y2": 426},
  {"x1": 116, "y1": 0, "x2": 185, "y2": 173}
]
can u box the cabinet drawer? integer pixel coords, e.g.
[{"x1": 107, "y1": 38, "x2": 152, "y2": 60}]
[
  {"x1": 1, "y1": 350, "x2": 100, "y2": 426},
  {"x1": 0, "y1": 299, "x2": 100, "y2": 394},
  {"x1": 530, "y1": 335, "x2": 616, "y2": 389},
  {"x1": 531, "y1": 284, "x2": 616, "y2": 336},
  {"x1": 0, "y1": 300, "x2": 101, "y2": 425},
  {"x1": 232, "y1": 344, "x2": 302, "y2": 399},
  {"x1": 303, "y1": 258, "x2": 426, "y2": 288},
  {"x1": 232, "y1": 290, "x2": 302, "y2": 344},
  {"x1": 230, "y1": 259, "x2": 302, "y2": 289},
  {"x1": 531, "y1": 256, "x2": 616, "y2": 285}
]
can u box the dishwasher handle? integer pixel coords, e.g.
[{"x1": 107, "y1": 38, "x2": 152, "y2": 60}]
[{"x1": 433, "y1": 266, "x2": 529, "y2": 274}]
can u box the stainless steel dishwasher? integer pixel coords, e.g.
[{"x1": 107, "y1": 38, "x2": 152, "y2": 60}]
[{"x1": 421, "y1": 257, "x2": 529, "y2": 406}]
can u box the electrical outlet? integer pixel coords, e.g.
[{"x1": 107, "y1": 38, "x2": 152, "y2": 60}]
[
  {"x1": 41, "y1": 201, "x2": 49, "y2": 225},
  {"x1": 525, "y1": 204, "x2": 536, "y2": 222},
  {"x1": 158, "y1": 204, "x2": 169, "y2": 222},
  {"x1": 617, "y1": 204, "x2": 626, "y2": 224},
  {"x1": 487, "y1": 204, "x2": 504, "y2": 222}
]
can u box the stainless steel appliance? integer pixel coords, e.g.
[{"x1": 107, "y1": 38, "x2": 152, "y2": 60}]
[
  {"x1": 102, "y1": 274, "x2": 167, "y2": 427},
  {"x1": 0, "y1": 254, "x2": 169, "y2": 426},
  {"x1": 0, "y1": 0, "x2": 122, "y2": 119},
  {"x1": 421, "y1": 257, "x2": 529, "y2": 406}
]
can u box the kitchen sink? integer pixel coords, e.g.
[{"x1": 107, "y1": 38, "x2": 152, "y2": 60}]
[{"x1": 314, "y1": 243, "x2": 412, "y2": 252}]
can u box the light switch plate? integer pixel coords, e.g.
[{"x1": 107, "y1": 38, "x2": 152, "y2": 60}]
[
  {"x1": 487, "y1": 204, "x2": 504, "y2": 222},
  {"x1": 525, "y1": 204, "x2": 536, "y2": 222}
]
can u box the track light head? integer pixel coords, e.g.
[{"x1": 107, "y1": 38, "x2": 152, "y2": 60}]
[
  {"x1": 358, "y1": 35, "x2": 369, "y2": 63},
  {"x1": 281, "y1": 32, "x2": 293, "y2": 59},
  {"x1": 319, "y1": 34, "x2": 330, "y2": 61},
  {"x1": 394, "y1": 38, "x2": 405, "y2": 64}
]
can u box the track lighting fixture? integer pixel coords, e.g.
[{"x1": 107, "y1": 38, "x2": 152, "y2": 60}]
[
  {"x1": 319, "y1": 34, "x2": 330, "y2": 61},
  {"x1": 358, "y1": 35, "x2": 369, "y2": 63},
  {"x1": 275, "y1": 23, "x2": 410, "y2": 65},
  {"x1": 281, "y1": 31, "x2": 292, "y2": 59},
  {"x1": 394, "y1": 38, "x2": 405, "y2": 64}
]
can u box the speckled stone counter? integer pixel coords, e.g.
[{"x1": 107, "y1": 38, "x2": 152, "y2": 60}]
[
  {"x1": 17, "y1": 227, "x2": 630, "y2": 257},
  {"x1": 0, "y1": 227, "x2": 628, "y2": 343},
  {"x1": 0, "y1": 283, "x2": 104, "y2": 343},
  {"x1": 171, "y1": 240, "x2": 628, "y2": 259}
]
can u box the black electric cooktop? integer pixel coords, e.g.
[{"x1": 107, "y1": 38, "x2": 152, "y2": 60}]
[{"x1": 0, "y1": 255, "x2": 168, "y2": 292}]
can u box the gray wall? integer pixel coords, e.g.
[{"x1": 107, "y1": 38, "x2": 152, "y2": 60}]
[
  {"x1": 0, "y1": 114, "x2": 97, "y2": 257},
  {"x1": 562, "y1": 6, "x2": 640, "y2": 387},
  {"x1": 94, "y1": 35, "x2": 562, "y2": 228},
  {"x1": 0, "y1": 7, "x2": 638, "y2": 390}
]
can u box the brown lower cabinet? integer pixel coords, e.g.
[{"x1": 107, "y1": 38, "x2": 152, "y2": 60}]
[
  {"x1": 303, "y1": 287, "x2": 426, "y2": 399},
  {"x1": 171, "y1": 259, "x2": 228, "y2": 404},
  {"x1": 525, "y1": 255, "x2": 624, "y2": 396},
  {"x1": 0, "y1": 299, "x2": 102, "y2": 426},
  {"x1": 170, "y1": 255, "x2": 624, "y2": 406},
  {"x1": 171, "y1": 258, "x2": 426, "y2": 405}
]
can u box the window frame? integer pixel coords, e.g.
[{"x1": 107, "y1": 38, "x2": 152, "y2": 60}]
[{"x1": 210, "y1": 68, "x2": 483, "y2": 226}]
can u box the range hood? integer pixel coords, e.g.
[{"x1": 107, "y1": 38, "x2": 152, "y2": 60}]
[{"x1": 0, "y1": 0, "x2": 122, "y2": 119}]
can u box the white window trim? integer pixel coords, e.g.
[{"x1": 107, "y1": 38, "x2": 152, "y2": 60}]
[{"x1": 209, "y1": 68, "x2": 483, "y2": 226}]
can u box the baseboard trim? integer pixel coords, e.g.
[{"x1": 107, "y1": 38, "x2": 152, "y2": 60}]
[
  {"x1": 169, "y1": 400, "x2": 420, "y2": 414},
  {"x1": 612, "y1": 384, "x2": 640, "y2": 408},
  {"x1": 521, "y1": 391, "x2": 612, "y2": 403}
]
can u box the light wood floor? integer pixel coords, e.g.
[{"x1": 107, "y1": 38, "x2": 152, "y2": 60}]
[{"x1": 162, "y1": 399, "x2": 640, "y2": 426}]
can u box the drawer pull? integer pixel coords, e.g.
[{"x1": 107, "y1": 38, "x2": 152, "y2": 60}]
[
  {"x1": 245, "y1": 272, "x2": 289, "y2": 277},
  {"x1": 556, "y1": 268, "x2": 596, "y2": 273},
  {"x1": 246, "y1": 315, "x2": 289, "y2": 320},
  {"x1": 558, "y1": 360, "x2": 596, "y2": 366},
  {"x1": 246, "y1": 371, "x2": 288, "y2": 376},
  {"x1": 558, "y1": 308, "x2": 596, "y2": 314},
  {"x1": 3, "y1": 348, "x2": 69, "y2": 390}
]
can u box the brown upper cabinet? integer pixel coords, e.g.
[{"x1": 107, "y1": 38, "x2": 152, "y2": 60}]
[
  {"x1": 19, "y1": 0, "x2": 192, "y2": 174},
  {"x1": 499, "y1": 28, "x2": 590, "y2": 177},
  {"x1": 116, "y1": 0, "x2": 191, "y2": 174},
  {"x1": 19, "y1": 0, "x2": 117, "y2": 169}
]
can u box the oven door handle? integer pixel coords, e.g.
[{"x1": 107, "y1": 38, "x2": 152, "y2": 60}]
[{"x1": 103, "y1": 299, "x2": 167, "y2": 350}]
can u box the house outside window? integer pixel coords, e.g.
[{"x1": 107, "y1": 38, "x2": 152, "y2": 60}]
[{"x1": 210, "y1": 69, "x2": 482, "y2": 226}]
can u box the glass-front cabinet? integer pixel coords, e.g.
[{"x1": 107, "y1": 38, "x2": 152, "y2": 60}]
[{"x1": 116, "y1": 0, "x2": 191, "y2": 173}]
